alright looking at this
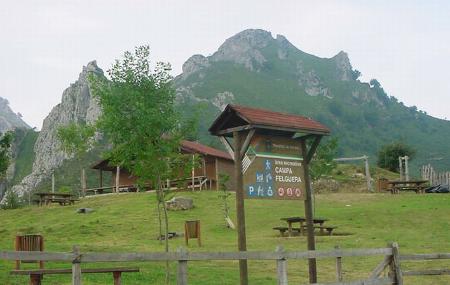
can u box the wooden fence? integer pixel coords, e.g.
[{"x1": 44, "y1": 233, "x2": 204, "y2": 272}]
[
  {"x1": 1, "y1": 243, "x2": 449, "y2": 285},
  {"x1": 421, "y1": 164, "x2": 450, "y2": 186}
]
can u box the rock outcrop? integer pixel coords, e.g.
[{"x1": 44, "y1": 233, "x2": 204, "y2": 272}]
[
  {"x1": 7, "y1": 61, "x2": 103, "y2": 200},
  {"x1": 0, "y1": 97, "x2": 30, "y2": 133}
]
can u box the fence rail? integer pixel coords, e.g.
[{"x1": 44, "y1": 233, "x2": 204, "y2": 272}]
[
  {"x1": 1, "y1": 243, "x2": 449, "y2": 285},
  {"x1": 421, "y1": 164, "x2": 450, "y2": 186}
]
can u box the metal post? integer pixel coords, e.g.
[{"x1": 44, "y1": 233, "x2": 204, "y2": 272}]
[
  {"x1": 233, "y1": 131, "x2": 248, "y2": 285},
  {"x1": 300, "y1": 139, "x2": 317, "y2": 283}
]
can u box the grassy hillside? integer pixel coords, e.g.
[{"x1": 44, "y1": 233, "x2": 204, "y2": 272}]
[
  {"x1": 11, "y1": 128, "x2": 38, "y2": 185},
  {"x1": 1, "y1": 191, "x2": 449, "y2": 284}
]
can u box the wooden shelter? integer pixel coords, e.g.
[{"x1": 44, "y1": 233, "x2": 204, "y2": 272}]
[
  {"x1": 209, "y1": 104, "x2": 330, "y2": 284},
  {"x1": 90, "y1": 140, "x2": 234, "y2": 193}
]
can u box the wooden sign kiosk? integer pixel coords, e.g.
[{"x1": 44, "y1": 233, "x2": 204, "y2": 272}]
[{"x1": 209, "y1": 105, "x2": 330, "y2": 284}]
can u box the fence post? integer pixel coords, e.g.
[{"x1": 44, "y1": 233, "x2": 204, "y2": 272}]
[
  {"x1": 276, "y1": 246, "x2": 288, "y2": 285},
  {"x1": 72, "y1": 245, "x2": 82, "y2": 285},
  {"x1": 335, "y1": 245, "x2": 343, "y2": 282},
  {"x1": 389, "y1": 242, "x2": 403, "y2": 285},
  {"x1": 177, "y1": 247, "x2": 188, "y2": 285}
]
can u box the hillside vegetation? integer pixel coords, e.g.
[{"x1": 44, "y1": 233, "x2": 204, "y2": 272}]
[{"x1": 1, "y1": 190, "x2": 449, "y2": 284}]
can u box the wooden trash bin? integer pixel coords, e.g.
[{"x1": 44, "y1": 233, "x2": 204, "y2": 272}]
[
  {"x1": 377, "y1": 178, "x2": 390, "y2": 192},
  {"x1": 15, "y1": 234, "x2": 44, "y2": 270},
  {"x1": 184, "y1": 220, "x2": 201, "y2": 246}
]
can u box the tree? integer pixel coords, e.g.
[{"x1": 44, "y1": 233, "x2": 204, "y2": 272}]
[
  {"x1": 310, "y1": 137, "x2": 338, "y2": 181},
  {"x1": 0, "y1": 131, "x2": 13, "y2": 180},
  {"x1": 377, "y1": 142, "x2": 416, "y2": 172},
  {"x1": 57, "y1": 122, "x2": 96, "y2": 196},
  {"x1": 0, "y1": 131, "x2": 16, "y2": 209},
  {"x1": 89, "y1": 45, "x2": 192, "y2": 283}
]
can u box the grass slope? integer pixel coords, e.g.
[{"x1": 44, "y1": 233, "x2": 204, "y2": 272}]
[
  {"x1": 11, "y1": 129, "x2": 38, "y2": 185},
  {"x1": 1, "y1": 191, "x2": 449, "y2": 284}
]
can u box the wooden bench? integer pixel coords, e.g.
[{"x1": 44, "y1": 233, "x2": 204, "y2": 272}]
[
  {"x1": 11, "y1": 267, "x2": 139, "y2": 285},
  {"x1": 301, "y1": 225, "x2": 338, "y2": 236},
  {"x1": 273, "y1": 226, "x2": 301, "y2": 237}
]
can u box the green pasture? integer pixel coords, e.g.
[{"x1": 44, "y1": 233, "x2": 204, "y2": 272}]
[{"x1": 0, "y1": 192, "x2": 449, "y2": 284}]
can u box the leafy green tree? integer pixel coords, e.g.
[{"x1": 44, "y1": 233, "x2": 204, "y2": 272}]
[
  {"x1": 89, "y1": 45, "x2": 192, "y2": 283},
  {"x1": 310, "y1": 137, "x2": 338, "y2": 181},
  {"x1": 57, "y1": 122, "x2": 96, "y2": 196},
  {"x1": 0, "y1": 131, "x2": 13, "y2": 180},
  {"x1": 377, "y1": 142, "x2": 416, "y2": 172},
  {"x1": 0, "y1": 131, "x2": 15, "y2": 207}
]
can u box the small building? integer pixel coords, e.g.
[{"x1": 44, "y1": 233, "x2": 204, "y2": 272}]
[{"x1": 90, "y1": 140, "x2": 235, "y2": 193}]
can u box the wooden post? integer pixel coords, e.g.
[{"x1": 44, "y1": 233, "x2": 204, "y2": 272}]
[
  {"x1": 52, "y1": 172, "x2": 55, "y2": 193},
  {"x1": 404, "y1": 156, "x2": 409, "y2": 181},
  {"x1": 115, "y1": 166, "x2": 120, "y2": 193},
  {"x1": 81, "y1": 168, "x2": 86, "y2": 197},
  {"x1": 215, "y1": 158, "x2": 219, "y2": 191},
  {"x1": 177, "y1": 247, "x2": 188, "y2": 285},
  {"x1": 399, "y1": 157, "x2": 403, "y2": 180},
  {"x1": 99, "y1": 170, "x2": 103, "y2": 188},
  {"x1": 191, "y1": 155, "x2": 195, "y2": 191},
  {"x1": 234, "y1": 131, "x2": 248, "y2": 285},
  {"x1": 301, "y1": 139, "x2": 317, "y2": 284},
  {"x1": 363, "y1": 156, "x2": 373, "y2": 192},
  {"x1": 335, "y1": 245, "x2": 343, "y2": 282},
  {"x1": 72, "y1": 245, "x2": 82, "y2": 285},
  {"x1": 276, "y1": 246, "x2": 288, "y2": 285},
  {"x1": 391, "y1": 242, "x2": 403, "y2": 285}
]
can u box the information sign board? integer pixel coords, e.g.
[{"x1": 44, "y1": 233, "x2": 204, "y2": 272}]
[{"x1": 243, "y1": 135, "x2": 305, "y2": 200}]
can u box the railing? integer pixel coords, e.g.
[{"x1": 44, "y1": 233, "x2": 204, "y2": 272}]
[{"x1": 1, "y1": 243, "x2": 449, "y2": 285}]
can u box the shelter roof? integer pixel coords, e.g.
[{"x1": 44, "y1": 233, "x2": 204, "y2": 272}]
[
  {"x1": 209, "y1": 104, "x2": 330, "y2": 136},
  {"x1": 91, "y1": 140, "x2": 232, "y2": 171},
  {"x1": 181, "y1": 140, "x2": 232, "y2": 160}
]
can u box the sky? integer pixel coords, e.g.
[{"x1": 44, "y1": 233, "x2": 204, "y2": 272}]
[{"x1": 1, "y1": 0, "x2": 449, "y2": 129}]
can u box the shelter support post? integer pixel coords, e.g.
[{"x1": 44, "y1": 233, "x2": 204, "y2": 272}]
[
  {"x1": 234, "y1": 131, "x2": 248, "y2": 285},
  {"x1": 115, "y1": 166, "x2": 120, "y2": 193},
  {"x1": 301, "y1": 136, "x2": 321, "y2": 284}
]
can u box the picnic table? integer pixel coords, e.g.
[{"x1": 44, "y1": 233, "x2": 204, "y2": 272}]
[
  {"x1": 275, "y1": 217, "x2": 336, "y2": 237},
  {"x1": 11, "y1": 267, "x2": 139, "y2": 285},
  {"x1": 34, "y1": 192, "x2": 78, "y2": 206},
  {"x1": 387, "y1": 180, "x2": 428, "y2": 194}
]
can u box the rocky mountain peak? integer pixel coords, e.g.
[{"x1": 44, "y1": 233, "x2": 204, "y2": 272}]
[
  {"x1": 332, "y1": 51, "x2": 353, "y2": 81},
  {"x1": 0, "y1": 97, "x2": 30, "y2": 133},
  {"x1": 210, "y1": 29, "x2": 275, "y2": 71},
  {"x1": 182, "y1": 55, "x2": 210, "y2": 79}
]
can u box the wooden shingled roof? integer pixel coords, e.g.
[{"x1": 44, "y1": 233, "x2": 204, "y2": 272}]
[{"x1": 209, "y1": 104, "x2": 330, "y2": 136}]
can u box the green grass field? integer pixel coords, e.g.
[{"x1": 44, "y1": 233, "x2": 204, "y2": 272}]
[{"x1": 1, "y1": 191, "x2": 449, "y2": 284}]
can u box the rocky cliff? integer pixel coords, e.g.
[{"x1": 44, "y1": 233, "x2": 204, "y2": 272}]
[
  {"x1": 7, "y1": 61, "x2": 103, "y2": 200},
  {"x1": 0, "y1": 97, "x2": 30, "y2": 133}
]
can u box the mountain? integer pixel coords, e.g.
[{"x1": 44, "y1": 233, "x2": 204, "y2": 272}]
[
  {"x1": 0, "y1": 97, "x2": 30, "y2": 132},
  {"x1": 6, "y1": 62, "x2": 104, "y2": 201},
  {"x1": 174, "y1": 29, "x2": 450, "y2": 172},
  {"x1": 7, "y1": 29, "x2": 450, "y2": 199},
  {"x1": 0, "y1": 97, "x2": 33, "y2": 198}
]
